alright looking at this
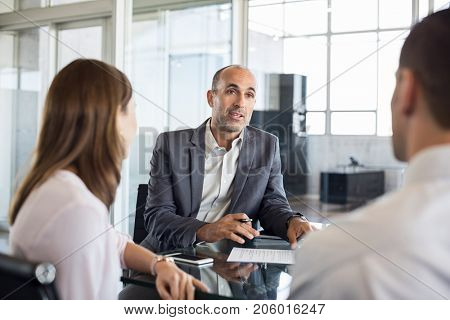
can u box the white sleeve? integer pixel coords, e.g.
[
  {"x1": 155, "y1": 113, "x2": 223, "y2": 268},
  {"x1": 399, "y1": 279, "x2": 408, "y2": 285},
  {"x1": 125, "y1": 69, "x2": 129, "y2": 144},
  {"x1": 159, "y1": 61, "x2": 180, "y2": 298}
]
[
  {"x1": 289, "y1": 261, "x2": 372, "y2": 299},
  {"x1": 114, "y1": 229, "x2": 133, "y2": 269},
  {"x1": 42, "y1": 204, "x2": 123, "y2": 299}
]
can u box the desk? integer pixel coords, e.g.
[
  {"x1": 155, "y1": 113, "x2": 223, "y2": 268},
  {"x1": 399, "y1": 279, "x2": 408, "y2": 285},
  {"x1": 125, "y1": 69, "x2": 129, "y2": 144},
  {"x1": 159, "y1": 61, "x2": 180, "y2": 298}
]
[
  {"x1": 120, "y1": 238, "x2": 294, "y2": 300},
  {"x1": 288, "y1": 194, "x2": 362, "y2": 222}
]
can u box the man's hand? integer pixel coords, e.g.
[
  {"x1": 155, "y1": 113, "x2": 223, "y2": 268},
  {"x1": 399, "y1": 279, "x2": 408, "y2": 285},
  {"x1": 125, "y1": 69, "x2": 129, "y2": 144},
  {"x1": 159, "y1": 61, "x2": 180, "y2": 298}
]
[
  {"x1": 196, "y1": 213, "x2": 260, "y2": 244},
  {"x1": 287, "y1": 217, "x2": 316, "y2": 249}
]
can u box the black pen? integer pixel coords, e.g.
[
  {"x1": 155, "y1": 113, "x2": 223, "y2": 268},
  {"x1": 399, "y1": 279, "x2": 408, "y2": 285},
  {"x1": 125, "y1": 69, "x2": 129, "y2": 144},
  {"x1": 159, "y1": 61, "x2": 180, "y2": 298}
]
[{"x1": 238, "y1": 218, "x2": 253, "y2": 223}]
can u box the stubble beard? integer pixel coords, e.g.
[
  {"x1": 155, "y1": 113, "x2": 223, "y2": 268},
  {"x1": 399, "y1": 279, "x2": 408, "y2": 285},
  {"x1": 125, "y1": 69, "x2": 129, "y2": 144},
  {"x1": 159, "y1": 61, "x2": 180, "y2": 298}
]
[{"x1": 216, "y1": 114, "x2": 245, "y2": 133}]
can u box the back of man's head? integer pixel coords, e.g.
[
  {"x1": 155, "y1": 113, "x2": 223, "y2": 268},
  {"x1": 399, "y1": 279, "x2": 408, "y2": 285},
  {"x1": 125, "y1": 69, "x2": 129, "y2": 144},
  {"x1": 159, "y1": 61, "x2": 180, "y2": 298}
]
[{"x1": 399, "y1": 8, "x2": 450, "y2": 129}]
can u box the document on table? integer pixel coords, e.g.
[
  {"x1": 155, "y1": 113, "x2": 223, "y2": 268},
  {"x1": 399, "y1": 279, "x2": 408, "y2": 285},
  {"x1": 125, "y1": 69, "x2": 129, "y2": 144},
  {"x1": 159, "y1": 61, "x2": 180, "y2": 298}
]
[{"x1": 227, "y1": 248, "x2": 295, "y2": 265}]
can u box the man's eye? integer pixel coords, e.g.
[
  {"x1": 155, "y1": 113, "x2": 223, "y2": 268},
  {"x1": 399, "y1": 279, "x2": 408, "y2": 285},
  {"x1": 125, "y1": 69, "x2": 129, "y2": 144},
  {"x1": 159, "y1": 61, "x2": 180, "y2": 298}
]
[
  {"x1": 246, "y1": 93, "x2": 255, "y2": 98},
  {"x1": 226, "y1": 89, "x2": 236, "y2": 94}
]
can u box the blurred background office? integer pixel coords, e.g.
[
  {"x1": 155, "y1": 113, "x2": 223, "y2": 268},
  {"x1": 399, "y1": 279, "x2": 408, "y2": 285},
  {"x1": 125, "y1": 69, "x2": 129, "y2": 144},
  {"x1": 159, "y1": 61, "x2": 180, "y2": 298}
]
[{"x1": 1, "y1": 0, "x2": 449, "y2": 250}]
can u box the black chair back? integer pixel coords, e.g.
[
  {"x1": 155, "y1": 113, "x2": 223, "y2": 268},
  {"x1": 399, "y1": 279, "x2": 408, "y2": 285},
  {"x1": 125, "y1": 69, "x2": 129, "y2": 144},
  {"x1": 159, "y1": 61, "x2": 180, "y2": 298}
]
[
  {"x1": 133, "y1": 184, "x2": 149, "y2": 244},
  {"x1": 0, "y1": 252, "x2": 58, "y2": 300}
]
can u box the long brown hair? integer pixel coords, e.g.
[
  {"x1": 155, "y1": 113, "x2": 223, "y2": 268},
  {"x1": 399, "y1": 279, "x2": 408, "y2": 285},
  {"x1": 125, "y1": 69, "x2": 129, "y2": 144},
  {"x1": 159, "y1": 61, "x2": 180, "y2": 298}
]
[{"x1": 9, "y1": 59, "x2": 132, "y2": 225}]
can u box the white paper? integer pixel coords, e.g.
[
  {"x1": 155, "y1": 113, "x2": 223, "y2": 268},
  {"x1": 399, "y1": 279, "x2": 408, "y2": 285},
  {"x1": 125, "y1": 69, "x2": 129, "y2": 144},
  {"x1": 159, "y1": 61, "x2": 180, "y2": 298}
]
[{"x1": 227, "y1": 248, "x2": 295, "y2": 265}]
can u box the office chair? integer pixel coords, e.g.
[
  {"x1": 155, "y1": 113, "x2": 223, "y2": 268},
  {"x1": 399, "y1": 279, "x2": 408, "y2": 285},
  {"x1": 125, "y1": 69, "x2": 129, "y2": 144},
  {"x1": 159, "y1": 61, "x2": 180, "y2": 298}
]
[
  {"x1": 0, "y1": 252, "x2": 59, "y2": 300},
  {"x1": 122, "y1": 184, "x2": 149, "y2": 281},
  {"x1": 133, "y1": 184, "x2": 149, "y2": 244}
]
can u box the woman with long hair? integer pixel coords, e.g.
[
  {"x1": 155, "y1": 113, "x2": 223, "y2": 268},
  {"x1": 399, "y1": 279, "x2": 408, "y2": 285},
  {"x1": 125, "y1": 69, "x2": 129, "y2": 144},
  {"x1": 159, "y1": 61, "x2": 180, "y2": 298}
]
[{"x1": 9, "y1": 59, "x2": 207, "y2": 299}]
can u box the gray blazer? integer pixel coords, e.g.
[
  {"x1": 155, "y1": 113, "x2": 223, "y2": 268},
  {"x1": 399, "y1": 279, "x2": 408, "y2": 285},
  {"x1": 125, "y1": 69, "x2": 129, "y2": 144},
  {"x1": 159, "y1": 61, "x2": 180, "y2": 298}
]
[{"x1": 141, "y1": 119, "x2": 296, "y2": 252}]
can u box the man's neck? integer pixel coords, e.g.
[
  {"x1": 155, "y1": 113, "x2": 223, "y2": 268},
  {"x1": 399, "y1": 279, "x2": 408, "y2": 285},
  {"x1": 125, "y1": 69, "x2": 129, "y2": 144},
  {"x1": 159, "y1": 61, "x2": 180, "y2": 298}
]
[
  {"x1": 210, "y1": 121, "x2": 242, "y2": 151},
  {"x1": 406, "y1": 117, "x2": 450, "y2": 161},
  {"x1": 408, "y1": 134, "x2": 450, "y2": 161}
]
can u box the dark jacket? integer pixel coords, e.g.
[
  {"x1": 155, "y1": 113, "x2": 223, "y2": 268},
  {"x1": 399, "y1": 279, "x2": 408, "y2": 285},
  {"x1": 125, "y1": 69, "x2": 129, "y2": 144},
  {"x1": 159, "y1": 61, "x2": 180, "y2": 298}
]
[{"x1": 141, "y1": 119, "x2": 295, "y2": 252}]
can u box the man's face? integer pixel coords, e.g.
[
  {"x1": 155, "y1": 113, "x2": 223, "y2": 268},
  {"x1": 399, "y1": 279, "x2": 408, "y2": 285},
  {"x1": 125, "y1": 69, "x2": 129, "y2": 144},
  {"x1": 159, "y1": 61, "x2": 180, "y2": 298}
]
[
  {"x1": 391, "y1": 70, "x2": 407, "y2": 162},
  {"x1": 208, "y1": 67, "x2": 257, "y2": 133}
]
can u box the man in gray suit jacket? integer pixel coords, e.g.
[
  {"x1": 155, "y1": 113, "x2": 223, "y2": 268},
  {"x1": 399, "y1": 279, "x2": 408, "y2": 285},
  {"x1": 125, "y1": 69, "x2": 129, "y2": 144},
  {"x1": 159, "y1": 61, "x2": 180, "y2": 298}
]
[{"x1": 141, "y1": 65, "x2": 313, "y2": 252}]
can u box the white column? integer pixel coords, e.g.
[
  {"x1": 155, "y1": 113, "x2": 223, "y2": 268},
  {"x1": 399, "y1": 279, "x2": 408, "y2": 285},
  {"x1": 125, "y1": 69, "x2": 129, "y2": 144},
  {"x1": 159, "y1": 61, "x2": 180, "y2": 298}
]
[
  {"x1": 111, "y1": 0, "x2": 133, "y2": 235},
  {"x1": 231, "y1": 0, "x2": 248, "y2": 66}
]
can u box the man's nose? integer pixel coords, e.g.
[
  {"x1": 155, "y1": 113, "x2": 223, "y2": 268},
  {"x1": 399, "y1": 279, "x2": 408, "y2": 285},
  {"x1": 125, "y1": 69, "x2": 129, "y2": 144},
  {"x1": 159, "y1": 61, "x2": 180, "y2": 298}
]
[{"x1": 235, "y1": 92, "x2": 246, "y2": 107}]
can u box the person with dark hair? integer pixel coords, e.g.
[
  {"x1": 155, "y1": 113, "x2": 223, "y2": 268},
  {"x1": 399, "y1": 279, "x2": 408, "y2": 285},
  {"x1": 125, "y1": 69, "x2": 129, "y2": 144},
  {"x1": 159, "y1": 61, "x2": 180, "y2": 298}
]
[
  {"x1": 289, "y1": 9, "x2": 450, "y2": 299},
  {"x1": 9, "y1": 59, "x2": 208, "y2": 299},
  {"x1": 141, "y1": 65, "x2": 314, "y2": 253}
]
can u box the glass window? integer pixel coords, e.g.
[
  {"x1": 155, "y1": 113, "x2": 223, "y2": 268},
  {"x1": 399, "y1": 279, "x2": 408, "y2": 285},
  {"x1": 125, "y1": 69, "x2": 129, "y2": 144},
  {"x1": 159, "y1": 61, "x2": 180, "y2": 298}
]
[
  {"x1": 331, "y1": 112, "x2": 376, "y2": 135},
  {"x1": 377, "y1": 31, "x2": 408, "y2": 136},
  {"x1": 248, "y1": 0, "x2": 416, "y2": 136},
  {"x1": 170, "y1": 5, "x2": 231, "y2": 54},
  {"x1": 0, "y1": 0, "x2": 14, "y2": 13},
  {"x1": 284, "y1": 36, "x2": 327, "y2": 111},
  {"x1": 250, "y1": 0, "x2": 279, "y2": 5},
  {"x1": 419, "y1": 0, "x2": 430, "y2": 19},
  {"x1": 127, "y1": 3, "x2": 232, "y2": 226},
  {"x1": 248, "y1": 3, "x2": 284, "y2": 38},
  {"x1": 0, "y1": 32, "x2": 15, "y2": 225},
  {"x1": 284, "y1": 0, "x2": 328, "y2": 36},
  {"x1": 57, "y1": 25, "x2": 103, "y2": 70},
  {"x1": 0, "y1": 28, "x2": 49, "y2": 226},
  {"x1": 17, "y1": 0, "x2": 42, "y2": 10},
  {"x1": 331, "y1": 0, "x2": 377, "y2": 32},
  {"x1": 51, "y1": 0, "x2": 93, "y2": 5},
  {"x1": 248, "y1": 34, "x2": 284, "y2": 112},
  {"x1": 330, "y1": 33, "x2": 377, "y2": 111},
  {"x1": 168, "y1": 4, "x2": 231, "y2": 129},
  {"x1": 379, "y1": 0, "x2": 412, "y2": 28},
  {"x1": 16, "y1": 0, "x2": 93, "y2": 9},
  {"x1": 130, "y1": 18, "x2": 167, "y2": 133},
  {"x1": 434, "y1": 0, "x2": 450, "y2": 11},
  {"x1": 0, "y1": 19, "x2": 106, "y2": 228},
  {"x1": 306, "y1": 112, "x2": 326, "y2": 135},
  {"x1": 248, "y1": 1, "x2": 285, "y2": 111}
]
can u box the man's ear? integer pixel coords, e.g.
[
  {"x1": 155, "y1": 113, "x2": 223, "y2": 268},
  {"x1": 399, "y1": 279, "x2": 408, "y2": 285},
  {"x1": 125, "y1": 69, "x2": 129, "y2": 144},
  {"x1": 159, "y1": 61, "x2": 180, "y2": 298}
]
[
  {"x1": 207, "y1": 90, "x2": 214, "y2": 108},
  {"x1": 397, "y1": 68, "x2": 418, "y2": 117}
]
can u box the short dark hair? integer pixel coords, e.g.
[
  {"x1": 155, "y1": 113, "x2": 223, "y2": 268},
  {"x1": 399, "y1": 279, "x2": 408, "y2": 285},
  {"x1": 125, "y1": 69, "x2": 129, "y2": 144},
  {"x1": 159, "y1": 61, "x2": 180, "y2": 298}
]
[
  {"x1": 211, "y1": 65, "x2": 252, "y2": 91},
  {"x1": 399, "y1": 8, "x2": 450, "y2": 128}
]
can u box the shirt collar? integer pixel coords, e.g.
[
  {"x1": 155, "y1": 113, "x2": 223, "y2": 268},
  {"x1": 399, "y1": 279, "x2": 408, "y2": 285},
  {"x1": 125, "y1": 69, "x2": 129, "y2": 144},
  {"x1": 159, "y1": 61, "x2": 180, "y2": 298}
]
[
  {"x1": 404, "y1": 144, "x2": 450, "y2": 186},
  {"x1": 205, "y1": 118, "x2": 244, "y2": 156}
]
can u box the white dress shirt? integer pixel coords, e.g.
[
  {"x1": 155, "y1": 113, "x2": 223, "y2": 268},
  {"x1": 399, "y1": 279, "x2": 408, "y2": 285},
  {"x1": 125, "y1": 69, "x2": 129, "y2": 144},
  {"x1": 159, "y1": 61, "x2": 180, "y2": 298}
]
[
  {"x1": 289, "y1": 145, "x2": 450, "y2": 299},
  {"x1": 196, "y1": 120, "x2": 244, "y2": 223},
  {"x1": 10, "y1": 170, "x2": 132, "y2": 299}
]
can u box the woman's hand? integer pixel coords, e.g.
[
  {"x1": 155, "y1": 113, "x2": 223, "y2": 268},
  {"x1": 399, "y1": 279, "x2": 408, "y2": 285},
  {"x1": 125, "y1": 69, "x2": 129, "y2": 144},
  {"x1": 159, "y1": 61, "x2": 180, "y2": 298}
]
[{"x1": 154, "y1": 261, "x2": 209, "y2": 299}]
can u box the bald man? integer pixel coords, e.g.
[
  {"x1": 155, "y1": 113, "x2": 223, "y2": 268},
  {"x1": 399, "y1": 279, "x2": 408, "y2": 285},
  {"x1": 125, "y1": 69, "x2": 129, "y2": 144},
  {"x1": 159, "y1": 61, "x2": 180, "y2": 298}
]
[{"x1": 141, "y1": 65, "x2": 313, "y2": 252}]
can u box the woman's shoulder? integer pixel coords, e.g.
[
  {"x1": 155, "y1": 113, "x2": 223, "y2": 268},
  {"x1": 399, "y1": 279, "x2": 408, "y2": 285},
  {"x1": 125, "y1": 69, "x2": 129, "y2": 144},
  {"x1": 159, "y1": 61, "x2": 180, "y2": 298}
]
[
  {"x1": 50, "y1": 170, "x2": 108, "y2": 211},
  {"x1": 10, "y1": 170, "x2": 110, "y2": 250},
  {"x1": 31, "y1": 170, "x2": 108, "y2": 215}
]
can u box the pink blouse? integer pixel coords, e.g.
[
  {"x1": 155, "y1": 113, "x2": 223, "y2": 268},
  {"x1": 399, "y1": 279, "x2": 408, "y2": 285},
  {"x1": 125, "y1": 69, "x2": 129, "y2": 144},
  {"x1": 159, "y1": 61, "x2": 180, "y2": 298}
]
[{"x1": 10, "y1": 170, "x2": 132, "y2": 299}]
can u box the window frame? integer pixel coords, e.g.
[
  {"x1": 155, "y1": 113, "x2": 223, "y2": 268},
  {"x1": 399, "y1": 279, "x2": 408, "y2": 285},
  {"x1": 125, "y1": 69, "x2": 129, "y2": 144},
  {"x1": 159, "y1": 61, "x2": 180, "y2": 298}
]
[
  {"x1": 248, "y1": 0, "x2": 435, "y2": 136},
  {"x1": 0, "y1": 0, "x2": 236, "y2": 233}
]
